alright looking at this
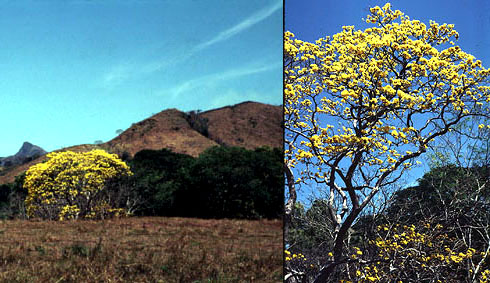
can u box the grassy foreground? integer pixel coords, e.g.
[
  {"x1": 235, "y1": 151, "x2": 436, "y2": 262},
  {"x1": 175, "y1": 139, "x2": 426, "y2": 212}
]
[{"x1": 0, "y1": 217, "x2": 282, "y2": 282}]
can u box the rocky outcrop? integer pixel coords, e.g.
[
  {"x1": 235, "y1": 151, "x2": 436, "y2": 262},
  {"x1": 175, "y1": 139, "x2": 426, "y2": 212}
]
[{"x1": 0, "y1": 142, "x2": 46, "y2": 167}]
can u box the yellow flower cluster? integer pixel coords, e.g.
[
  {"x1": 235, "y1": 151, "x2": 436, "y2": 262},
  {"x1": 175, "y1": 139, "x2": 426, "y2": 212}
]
[
  {"x1": 350, "y1": 246, "x2": 363, "y2": 259},
  {"x1": 352, "y1": 223, "x2": 488, "y2": 281},
  {"x1": 481, "y1": 269, "x2": 490, "y2": 282},
  {"x1": 284, "y1": 249, "x2": 307, "y2": 262},
  {"x1": 356, "y1": 266, "x2": 380, "y2": 282},
  {"x1": 85, "y1": 200, "x2": 127, "y2": 219},
  {"x1": 24, "y1": 149, "x2": 132, "y2": 220},
  {"x1": 58, "y1": 205, "x2": 80, "y2": 221},
  {"x1": 285, "y1": 2, "x2": 490, "y2": 180}
]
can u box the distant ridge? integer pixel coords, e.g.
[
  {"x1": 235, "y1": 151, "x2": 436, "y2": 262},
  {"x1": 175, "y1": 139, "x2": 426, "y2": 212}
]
[
  {"x1": 0, "y1": 101, "x2": 282, "y2": 185},
  {"x1": 0, "y1": 142, "x2": 46, "y2": 168}
]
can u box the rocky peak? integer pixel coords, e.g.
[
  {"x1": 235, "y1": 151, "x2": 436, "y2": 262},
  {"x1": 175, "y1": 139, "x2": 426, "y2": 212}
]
[
  {"x1": 16, "y1": 142, "x2": 45, "y2": 158},
  {"x1": 0, "y1": 142, "x2": 46, "y2": 167}
]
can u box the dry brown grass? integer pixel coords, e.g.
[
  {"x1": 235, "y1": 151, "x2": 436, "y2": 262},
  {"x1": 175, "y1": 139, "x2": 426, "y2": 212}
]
[{"x1": 0, "y1": 217, "x2": 282, "y2": 282}]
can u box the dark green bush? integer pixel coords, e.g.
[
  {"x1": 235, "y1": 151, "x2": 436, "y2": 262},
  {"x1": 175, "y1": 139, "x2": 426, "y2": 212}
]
[
  {"x1": 126, "y1": 146, "x2": 283, "y2": 219},
  {"x1": 179, "y1": 146, "x2": 283, "y2": 219}
]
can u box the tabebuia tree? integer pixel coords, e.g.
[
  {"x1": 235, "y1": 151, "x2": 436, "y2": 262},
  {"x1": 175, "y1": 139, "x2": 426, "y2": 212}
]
[
  {"x1": 284, "y1": 3, "x2": 490, "y2": 282},
  {"x1": 24, "y1": 149, "x2": 132, "y2": 220},
  {"x1": 359, "y1": 165, "x2": 490, "y2": 282}
]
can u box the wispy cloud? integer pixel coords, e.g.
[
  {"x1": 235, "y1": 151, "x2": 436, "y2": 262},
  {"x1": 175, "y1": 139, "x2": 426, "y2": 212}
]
[
  {"x1": 102, "y1": 63, "x2": 133, "y2": 90},
  {"x1": 146, "y1": 0, "x2": 282, "y2": 74},
  {"x1": 193, "y1": 0, "x2": 282, "y2": 52},
  {"x1": 99, "y1": 1, "x2": 282, "y2": 89},
  {"x1": 164, "y1": 59, "x2": 282, "y2": 99}
]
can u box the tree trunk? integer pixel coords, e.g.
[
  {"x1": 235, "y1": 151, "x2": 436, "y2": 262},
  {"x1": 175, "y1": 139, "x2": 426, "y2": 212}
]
[{"x1": 284, "y1": 162, "x2": 297, "y2": 245}]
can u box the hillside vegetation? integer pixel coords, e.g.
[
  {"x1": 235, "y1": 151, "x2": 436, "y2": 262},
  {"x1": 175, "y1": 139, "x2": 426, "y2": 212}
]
[
  {"x1": 0, "y1": 146, "x2": 283, "y2": 220},
  {"x1": 0, "y1": 101, "x2": 282, "y2": 185}
]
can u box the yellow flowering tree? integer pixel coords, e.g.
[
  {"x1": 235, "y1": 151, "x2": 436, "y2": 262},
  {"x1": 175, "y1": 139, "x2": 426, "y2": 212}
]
[
  {"x1": 286, "y1": 165, "x2": 490, "y2": 282},
  {"x1": 24, "y1": 149, "x2": 132, "y2": 220},
  {"x1": 285, "y1": 3, "x2": 490, "y2": 281},
  {"x1": 342, "y1": 223, "x2": 490, "y2": 282}
]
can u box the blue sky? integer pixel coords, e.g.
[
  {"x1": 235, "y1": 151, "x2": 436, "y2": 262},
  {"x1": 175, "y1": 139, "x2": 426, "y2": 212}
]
[
  {"x1": 286, "y1": 0, "x2": 490, "y2": 61},
  {"x1": 286, "y1": 0, "x2": 490, "y2": 203},
  {"x1": 0, "y1": 0, "x2": 282, "y2": 156}
]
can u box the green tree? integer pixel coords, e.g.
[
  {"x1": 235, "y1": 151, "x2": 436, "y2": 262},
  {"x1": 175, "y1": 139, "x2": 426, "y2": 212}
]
[
  {"x1": 185, "y1": 146, "x2": 283, "y2": 219},
  {"x1": 0, "y1": 173, "x2": 28, "y2": 219},
  {"x1": 127, "y1": 146, "x2": 282, "y2": 219},
  {"x1": 128, "y1": 148, "x2": 194, "y2": 216},
  {"x1": 24, "y1": 149, "x2": 132, "y2": 220}
]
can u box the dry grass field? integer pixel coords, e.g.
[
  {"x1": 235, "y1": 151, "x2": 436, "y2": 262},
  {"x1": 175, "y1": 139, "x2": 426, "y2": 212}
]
[{"x1": 0, "y1": 217, "x2": 282, "y2": 282}]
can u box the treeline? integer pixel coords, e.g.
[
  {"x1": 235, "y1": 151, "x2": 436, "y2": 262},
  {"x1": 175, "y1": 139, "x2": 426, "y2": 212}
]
[{"x1": 0, "y1": 146, "x2": 283, "y2": 220}]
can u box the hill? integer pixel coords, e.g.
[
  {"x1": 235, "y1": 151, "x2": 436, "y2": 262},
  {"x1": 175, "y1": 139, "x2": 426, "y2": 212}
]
[
  {"x1": 104, "y1": 101, "x2": 282, "y2": 157},
  {"x1": 0, "y1": 101, "x2": 282, "y2": 184},
  {"x1": 104, "y1": 108, "x2": 218, "y2": 158},
  {"x1": 201, "y1": 101, "x2": 283, "y2": 150},
  {"x1": 0, "y1": 142, "x2": 46, "y2": 167}
]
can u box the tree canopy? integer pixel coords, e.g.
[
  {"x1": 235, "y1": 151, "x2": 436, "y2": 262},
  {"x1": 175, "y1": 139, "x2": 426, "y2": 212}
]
[
  {"x1": 284, "y1": 3, "x2": 490, "y2": 282},
  {"x1": 125, "y1": 146, "x2": 283, "y2": 219},
  {"x1": 24, "y1": 150, "x2": 132, "y2": 220}
]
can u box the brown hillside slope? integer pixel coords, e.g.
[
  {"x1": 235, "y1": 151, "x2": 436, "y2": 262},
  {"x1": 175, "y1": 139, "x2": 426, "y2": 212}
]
[
  {"x1": 0, "y1": 101, "x2": 282, "y2": 185},
  {"x1": 105, "y1": 108, "x2": 218, "y2": 158},
  {"x1": 202, "y1": 101, "x2": 283, "y2": 150},
  {"x1": 0, "y1": 144, "x2": 99, "y2": 185}
]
